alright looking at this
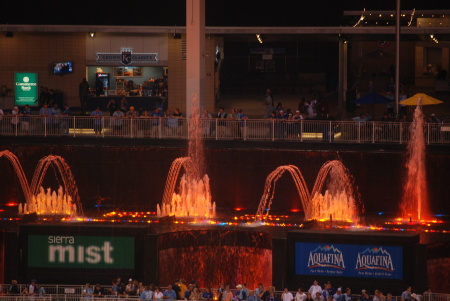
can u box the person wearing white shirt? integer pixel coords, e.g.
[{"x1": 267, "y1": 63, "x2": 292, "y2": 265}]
[
  {"x1": 282, "y1": 288, "x2": 294, "y2": 301},
  {"x1": 309, "y1": 281, "x2": 322, "y2": 298},
  {"x1": 296, "y1": 288, "x2": 307, "y2": 301}
]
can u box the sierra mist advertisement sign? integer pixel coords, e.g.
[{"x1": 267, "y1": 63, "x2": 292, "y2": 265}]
[{"x1": 28, "y1": 235, "x2": 134, "y2": 269}]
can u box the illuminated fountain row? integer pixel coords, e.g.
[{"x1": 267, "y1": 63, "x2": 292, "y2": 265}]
[{"x1": 0, "y1": 150, "x2": 82, "y2": 216}]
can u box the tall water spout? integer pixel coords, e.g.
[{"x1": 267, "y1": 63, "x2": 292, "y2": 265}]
[{"x1": 400, "y1": 104, "x2": 431, "y2": 221}]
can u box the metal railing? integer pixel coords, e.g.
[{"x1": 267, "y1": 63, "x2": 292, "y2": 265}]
[
  {"x1": 0, "y1": 116, "x2": 449, "y2": 144},
  {"x1": 1, "y1": 285, "x2": 450, "y2": 301}
]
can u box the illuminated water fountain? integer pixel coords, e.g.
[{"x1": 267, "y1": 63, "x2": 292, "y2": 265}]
[
  {"x1": 0, "y1": 150, "x2": 82, "y2": 216},
  {"x1": 156, "y1": 97, "x2": 215, "y2": 218},
  {"x1": 18, "y1": 186, "x2": 76, "y2": 216},
  {"x1": 255, "y1": 160, "x2": 360, "y2": 223}
]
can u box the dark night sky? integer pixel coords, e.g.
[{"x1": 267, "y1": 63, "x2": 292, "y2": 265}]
[{"x1": 2, "y1": 0, "x2": 450, "y2": 27}]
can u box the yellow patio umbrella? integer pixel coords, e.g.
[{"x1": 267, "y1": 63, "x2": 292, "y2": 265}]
[{"x1": 399, "y1": 93, "x2": 444, "y2": 105}]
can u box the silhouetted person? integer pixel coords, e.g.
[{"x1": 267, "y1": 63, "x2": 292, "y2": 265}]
[
  {"x1": 79, "y1": 78, "x2": 90, "y2": 114},
  {"x1": 95, "y1": 77, "x2": 103, "y2": 97}
]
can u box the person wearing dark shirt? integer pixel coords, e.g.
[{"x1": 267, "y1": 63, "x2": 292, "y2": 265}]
[
  {"x1": 8, "y1": 280, "x2": 20, "y2": 295},
  {"x1": 93, "y1": 284, "x2": 104, "y2": 298}
]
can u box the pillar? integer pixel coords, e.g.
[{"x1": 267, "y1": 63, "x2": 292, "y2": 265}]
[
  {"x1": 186, "y1": 0, "x2": 205, "y2": 116},
  {"x1": 338, "y1": 39, "x2": 348, "y2": 117}
]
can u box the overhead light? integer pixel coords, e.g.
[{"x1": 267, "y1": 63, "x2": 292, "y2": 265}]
[
  {"x1": 430, "y1": 34, "x2": 439, "y2": 44},
  {"x1": 256, "y1": 34, "x2": 263, "y2": 44},
  {"x1": 173, "y1": 33, "x2": 181, "y2": 39},
  {"x1": 89, "y1": 32, "x2": 95, "y2": 38}
]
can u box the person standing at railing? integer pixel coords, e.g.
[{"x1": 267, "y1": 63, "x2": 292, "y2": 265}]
[
  {"x1": 93, "y1": 284, "x2": 104, "y2": 298},
  {"x1": 201, "y1": 287, "x2": 214, "y2": 301},
  {"x1": 51, "y1": 104, "x2": 61, "y2": 134},
  {"x1": 332, "y1": 288, "x2": 344, "y2": 301},
  {"x1": 215, "y1": 108, "x2": 227, "y2": 138},
  {"x1": 22, "y1": 280, "x2": 37, "y2": 295},
  {"x1": 60, "y1": 104, "x2": 71, "y2": 135},
  {"x1": 91, "y1": 107, "x2": 103, "y2": 136},
  {"x1": 82, "y1": 283, "x2": 94, "y2": 299},
  {"x1": 281, "y1": 288, "x2": 293, "y2": 301},
  {"x1": 112, "y1": 108, "x2": 124, "y2": 136},
  {"x1": 247, "y1": 291, "x2": 258, "y2": 301},
  {"x1": 256, "y1": 284, "x2": 269, "y2": 301},
  {"x1": 162, "y1": 285, "x2": 177, "y2": 301},
  {"x1": 264, "y1": 89, "x2": 274, "y2": 118},
  {"x1": 238, "y1": 109, "x2": 248, "y2": 139},
  {"x1": 21, "y1": 105, "x2": 31, "y2": 134},
  {"x1": 39, "y1": 104, "x2": 52, "y2": 133},
  {"x1": 7, "y1": 280, "x2": 20, "y2": 295},
  {"x1": 401, "y1": 287, "x2": 412, "y2": 301},
  {"x1": 295, "y1": 288, "x2": 306, "y2": 301},
  {"x1": 150, "y1": 107, "x2": 163, "y2": 138},
  {"x1": 223, "y1": 285, "x2": 233, "y2": 301},
  {"x1": 200, "y1": 109, "x2": 213, "y2": 137},
  {"x1": 126, "y1": 106, "x2": 138, "y2": 137},
  {"x1": 10, "y1": 106, "x2": 21, "y2": 133},
  {"x1": 267, "y1": 286, "x2": 278, "y2": 301},
  {"x1": 36, "y1": 284, "x2": 45, "y2": 297},
  {"x1": 422, "y1": 288, "x2": 433, "y2": 301},
  {"x1": 140, "y1": 284, "x2": 154, "y2": 301},
  {"x1": 360, "y1": 290, "x2": 372, "y2": 301},
  {"x1": 342, "y1": 289, "x2": 351, "y2": 301},
  {"x1": 385, "y1": 293, "x2": 394, "y2": 301},
  {"x1": 189, "y1": 287, "x2": 201, "y2": 301},
  {"x1": 153, "y1": 287, "x2": 163, "y2": 301},
  {"x1": 308, "y1": 281, "x2": 322, "y2": 300},
  {"x1": 236, "y1": 284, "x2": 247, "y2": 301}
]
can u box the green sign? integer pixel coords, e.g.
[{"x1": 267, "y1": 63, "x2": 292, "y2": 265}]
[
  {"x1": 28, "y1": 235, "x2": 134, "y2": 269},
  {"x1": 15, "y1": 73, "x2": 38, "y2": 106}
]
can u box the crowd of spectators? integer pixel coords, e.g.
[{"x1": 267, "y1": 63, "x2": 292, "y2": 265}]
[{"x1": 2, "y1": 278, "x2": 436, "y2": 301}]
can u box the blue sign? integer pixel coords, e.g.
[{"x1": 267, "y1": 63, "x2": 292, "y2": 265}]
[{"x1": 295, "y1": 242, "x2": 403, "y2": 279}]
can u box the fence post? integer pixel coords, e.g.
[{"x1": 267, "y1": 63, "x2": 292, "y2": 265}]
[
  {"x1": 300, "y1": 120, "x2": 303, "y2": 142},
  {"x1": 371, "y1": 121, "x2": 375, "y2": 143},
  {"x1": 44, "y1": 117, "x2": 47, "y2": 137},
  {"x1": 329, "y1": 121, "x2": 332, "y2": 143},
  {"x1": 400, "y1": 123, "x2": 403, "y2": 144},
  {"x1": 271, "y1": 119, "x2": 275, "y2": 142},
  {"x1": 130, "y1": 118, "x2": 134, "y2": 138},
  {"x1": 158, "y1": 118, "x2": 162, "y2": 139},
  {"x1": 102, "y1": 117, "x2": 105, "y2": 138},
  {"x1": 357, "y1": 122, "x2": 361, "y2": 143},
  {"x1": 215, "y1": 118, "x2": 218, "y2": 140},
  {"x1": 72, "y1": 116, "x2": 76, "y2": 137}
]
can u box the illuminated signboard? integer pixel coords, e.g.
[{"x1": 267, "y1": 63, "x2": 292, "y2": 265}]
[
  {"x1": 28, "y1": 235, "x2": 134, "y2": 269},
  {"x1": 97, "y1": 48, "x2": 158, "y2": 65},
  {"x1": 15, "y1": 73, "x2": 38, "y2": 106},
  {"x1": 295, "y1": 242, "x2": 403, "y2": 279}
]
